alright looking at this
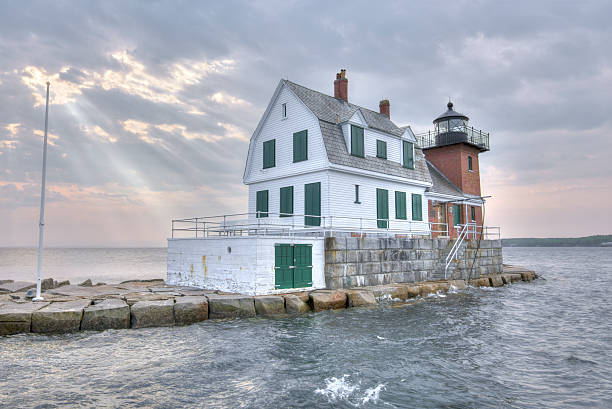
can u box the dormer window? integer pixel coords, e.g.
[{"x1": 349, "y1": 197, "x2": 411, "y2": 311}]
[
  {"x1": 281, "y1": 103, "x2": 287, "y2": 119},
  {"x1": 350, "y1": 125, "x2": 364, "y2": 157}
]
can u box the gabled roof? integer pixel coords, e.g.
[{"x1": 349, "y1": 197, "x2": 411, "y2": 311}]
[
  {"x1": 284, "y1": 80, "x2": 431, "y2": 184},
  {"x1": 426, "y1": 160, "x2": 465, "y2": 198},
  {"x1": 284, "y1": 80, "x2": 404, "y2": 137}
]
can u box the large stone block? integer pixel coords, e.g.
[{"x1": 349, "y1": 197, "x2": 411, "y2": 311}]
[
  {"x1": 345, "y1": 238, "x2": 359, "y2": 250},
  {"x1": 174, "y1": 296, "x2": 208, "y2": 325},
  {"x1": 368, "y1": 285, "x2": 407, "y2": 301},
  {"x1": 254, "y1": 296, "x2": 285, "y2": 316},
  {"x1": 488, "y1": 275, "x2": 504, "y2": 287},
  {"x1": 130, "y1": 299, "x2": 175, "y2": 328},
  {"x1": 346, "y1": 290, "x2": 377, "y2": 308},
  {"x1": 31, "y1": 300, "x2": 92, "y2": 334},
  {"x1": 361, "y1": 238, "x2": 381, "y2": 250},
  {"x1": 207, "y1": 295, "x2": 256, "y2": 319},
  {"x1": 0, "y1": 301, "x2": 49, "y2": 335},
  {"x1": 0, "y1": 281, "x2": 36, "y2": 293},
  {"x1": 81, "y1": 299, "x2": 130, "y2": 331},
  {"x1": 284, "y1": 294, "x2": 311, "y2": 314},
  {"x1": 449, "y1": 280, "x2": 467, "y2": 290},
  {"x1": 310, "y1": 291, "x2": 347, "y2": 311}
]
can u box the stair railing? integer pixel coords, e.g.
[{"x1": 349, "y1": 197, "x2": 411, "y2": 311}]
[{"x1": 444, "y1": 223, "x2": 472, "y2": 279}]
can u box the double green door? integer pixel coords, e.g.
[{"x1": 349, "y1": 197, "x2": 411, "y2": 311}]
[{"x1": 275, "y1": 244, "x2": 313, "y2": 289}]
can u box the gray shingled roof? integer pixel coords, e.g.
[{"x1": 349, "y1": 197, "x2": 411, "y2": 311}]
[
  {"x1": 284, "y1": 80, "x2": 431, "y2": 184},
  {"x1": 319, "y1": 120, "x2": 431, "y2": 183},
  {"x1": 284, "y1": 80, "x2": 404, "y2": 137},
  {"x1": 426, "y1": 161, "x2": 465, "y2": 198}
]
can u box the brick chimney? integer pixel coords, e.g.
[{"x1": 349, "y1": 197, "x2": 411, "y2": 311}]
[
  {"x1": 334, "y1": 69, "x2": 348, "y2": 102},
  {"x1": 379, "y1": 99, "x2": 390, "y2": 118}
]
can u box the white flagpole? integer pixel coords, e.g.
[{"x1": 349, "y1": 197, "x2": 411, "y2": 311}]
[{"x1": 34, "y1": 81, "x2": 50, "y2": 301}]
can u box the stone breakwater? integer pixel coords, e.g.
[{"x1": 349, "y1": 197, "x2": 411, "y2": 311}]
[{"x1": 0, "y1": 266, "x2": 537, "y2": 336}]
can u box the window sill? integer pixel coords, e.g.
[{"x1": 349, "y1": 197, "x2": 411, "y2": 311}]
[
  {"x1": 293, "y1": 158, "x2": 308, "y2": 163},
  {"x1": 350, "y1": 153, "x2": 365, "y2": 158},
  {"x1": 354, "y1": 201, "x2": 361, "y2": 204}
]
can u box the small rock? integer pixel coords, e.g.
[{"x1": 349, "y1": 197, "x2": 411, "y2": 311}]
[
  {"x1": 369, "y1": 285, "x2": 408, "y2": 301},
  {"x1": 56, "y1": 280, "x2": 70, "y2": 287},
  {"x1": 310, "y1": 291, "x2": 347, "y2": 312},
  {"x1": 25, "y1": 288, "x2": 36, "y2": 299},
  {"x1": 174, "y1": 296, "x2": 208, "y2": 325},
  {"x1": 9, "y1": 294, "x2": 20, "y2": 300},
  {"x1": 130, "y1": 299, "x2": 175, "y2": 328},
  {"x1": 79, "y1": 279, "x2": 93, "y2": 287},
  {"x1": 346, "y1": 290, "x2": 377, "y2": 308},
  {"x1": 284, "y1": 295, "x2": 311, "y2": 314},
  {"x1": 94, "y1": 282, "x2": 106, "y2": 286},
  {"x1": 509, "y1": 274, "x2": 522, "y2": 283},
  {"x1": 469, "y1": 278, "x2": 490, "y2": 287},
  {"x1": 254, "y1": 296, "x2": 285, "y2": 316},
  {"x1": 41, "y1": 278, "x2": 55, "y2": 291}
]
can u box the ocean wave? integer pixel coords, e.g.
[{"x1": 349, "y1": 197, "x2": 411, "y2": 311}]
[{"x1": 315, "y1": 375, "x2": 385, "y2": 406}]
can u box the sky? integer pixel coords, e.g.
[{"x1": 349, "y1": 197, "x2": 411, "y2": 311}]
[{"x1": 1, "y1": 0, "x2": 611, "y2": 247}]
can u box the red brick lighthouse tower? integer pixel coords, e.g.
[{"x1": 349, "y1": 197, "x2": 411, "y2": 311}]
[{"x1": 418, "y1": 101, "x2": 490, "y2": 237}]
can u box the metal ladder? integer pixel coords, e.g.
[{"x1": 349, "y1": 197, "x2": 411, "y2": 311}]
[{"x1": 444, "y1": 223, "x2": 474, "y2": 279}]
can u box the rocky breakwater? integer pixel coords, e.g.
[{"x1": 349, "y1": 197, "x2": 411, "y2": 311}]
[{"x1": 0, "y1": 265, "x2": 537, "y2": 336}]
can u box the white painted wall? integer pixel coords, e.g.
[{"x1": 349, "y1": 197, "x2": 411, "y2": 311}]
[
  {"x1": 327, "y1": 169, "x2": 429, "y2": 233},
  {"x1": 167, "y1": 236, "x2": 325, "y2": 295},
  {"x1": 247, "y1": 170, "x2": 329, "y2": 226},
  {"x1": 244, "y1": 84, "x2": 328, "y2": 185}
]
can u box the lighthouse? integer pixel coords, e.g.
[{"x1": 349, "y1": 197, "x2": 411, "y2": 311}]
[{"x1": 417, "y1": 101, "x2": 490, "y2": 237}]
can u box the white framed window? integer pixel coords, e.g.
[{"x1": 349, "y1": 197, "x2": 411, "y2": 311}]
[{"x1": 281, "y1": 103, "x2": 287, "y2": 119}]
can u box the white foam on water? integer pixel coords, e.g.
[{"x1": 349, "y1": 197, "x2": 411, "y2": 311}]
[
  {"x1": 376, "y1": 335, "x2": 387, "y2": 340},
  {"x1": 448, "y1": 284, "x2": 458, "y2": 294},
  {"x1": 361, "y1": 384, "x2": 386, "y2": 404},
  {"x1": 427, "y1": 291, "x2": 446, "y2": 298},
  {"x1": 315, "y1": 375, "x2": 386, "y2": 406},
  {"x1": 314, "y1": 375, "x2": 357, "y2": 401}
]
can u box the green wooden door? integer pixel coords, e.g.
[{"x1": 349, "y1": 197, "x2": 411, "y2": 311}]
[
  {"x1": 293, "y1": 244, "x2": 312, "y2": 288},
  {"x1": 274, "y1": 244, "x2": 294, "y2": 289},
  {"x1": 275, "y1": 244, "x2": 312, "y2": 289},
  {"x1": 453, "y1": 204, "x2": 461, "y2": 225},
  {"x1": 376, "y1": 188, "x2": 388, "y2": 228},
  {"x1": 304, "y1": 182, "x2": 321, "y2": 226}
]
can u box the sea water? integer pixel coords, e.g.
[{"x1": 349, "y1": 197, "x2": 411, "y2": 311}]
[{"x1": 0, "y1": 247, "x2": 611, "y2": 408}]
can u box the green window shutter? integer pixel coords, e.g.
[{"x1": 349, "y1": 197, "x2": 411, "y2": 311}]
[
  {"x1": 403, "y1": 141, "x2": 414, "y2": 169},
  {"x1": 256, "y1": 190, "x2": 269, "y2": 218},
  {"x1": 304, "y1": 182, "x2": 321, "y2": 226},
  {"x1": 293, "y1": 130, "x2": 308, "y2": 162},
  {"x1": 453, "y1": 204, "x2": 461, "y2": 225},
  {"x1": 376, "y1": 140, "x2": 387, "y2": 159},
  {"x1": 351, "y1": 125, "x2": 364, "y2": 157},
  {"x1": 468, "y1": 156, "x2": 473, "y2": 171},
  {"x1": 263, "y1": 139, "x2": 275, "y2": 169},
  {"x1": 395, "y1": 191, "x2": 406, "y2": 220},
  {"x1": 280, "y1": 186, "x2": 293, "y2": 217},
  {"x1": 376, "y1": 188, "x2": 389, "y2": 228},
  {"x1": 411, "y1": 193, "x2": 422, "y2": 221}
]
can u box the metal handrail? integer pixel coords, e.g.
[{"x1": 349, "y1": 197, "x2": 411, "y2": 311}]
[
  {"x1": 171, "y1": 212, "x2": 451, "y2": 239},
  {"x1": 445, "y1": 223, "x2": 473, "y2": 278},
  {"x1": 415, "y1": 125, "x2": 490, "y2": 151}
]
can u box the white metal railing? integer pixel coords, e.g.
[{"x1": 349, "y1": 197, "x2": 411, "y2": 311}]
[
  {"x1": 171, "y1": 212, "x2": 451, "y2": 239},
  {"x1": 454, "y1": 224, "x2": 501, "y2": 240},
  {"x1": 445, "y1": 223, "x2": 473, "y2": 278}
]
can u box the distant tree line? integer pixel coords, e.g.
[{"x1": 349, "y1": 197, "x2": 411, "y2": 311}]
[{"x1": 502, "y1": 235, "x2": 612, "y2": 247}]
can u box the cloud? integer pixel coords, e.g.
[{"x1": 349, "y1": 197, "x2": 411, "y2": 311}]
[
  {"x1": 83, "y1": 125, "x2": 117, "y2": 143},
  {"x1": 209, "y1": 92, "x2": 250, "y2": 106}
]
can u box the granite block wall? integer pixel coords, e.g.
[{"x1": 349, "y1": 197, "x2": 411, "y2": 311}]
[{"x1": 324, "y1": 237, "x2": 502, "y2": 289}]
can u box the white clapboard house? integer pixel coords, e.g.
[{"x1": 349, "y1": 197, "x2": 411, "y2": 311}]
[{"x1": 167, "y1": 70, "x2": 493, "y2": 294}]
